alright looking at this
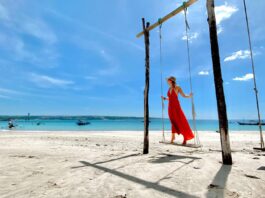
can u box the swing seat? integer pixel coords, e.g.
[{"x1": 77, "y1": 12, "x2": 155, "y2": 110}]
[{"x1": 159, "y1": 141, "x2": 202, "y2": 148}]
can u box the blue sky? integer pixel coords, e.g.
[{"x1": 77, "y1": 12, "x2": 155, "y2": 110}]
[{"x1": 0, "y1": 0, "x2": 264, "y2": 119}]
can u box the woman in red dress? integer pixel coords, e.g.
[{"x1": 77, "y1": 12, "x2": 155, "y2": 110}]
[{"x1": 162, "y1": 76, "x2": 194, "y2": 145}]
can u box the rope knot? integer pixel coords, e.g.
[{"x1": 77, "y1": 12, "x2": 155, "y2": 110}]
[{"x1": 183, "y1": 1, "x2": 187, "y2": 9}]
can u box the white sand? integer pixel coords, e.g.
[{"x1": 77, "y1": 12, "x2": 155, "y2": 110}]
[{"x1": 0, "y1": 131, "x2": 265, "y2": 198}]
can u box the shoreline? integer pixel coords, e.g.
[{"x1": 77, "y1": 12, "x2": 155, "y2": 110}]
[{"x1": 0, "y1": 130, "x2": 262, "y2": 133}]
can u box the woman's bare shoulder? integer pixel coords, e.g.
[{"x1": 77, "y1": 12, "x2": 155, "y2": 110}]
[{"x1": 174, "y1": 86, "x2": 181, "y2": 91}]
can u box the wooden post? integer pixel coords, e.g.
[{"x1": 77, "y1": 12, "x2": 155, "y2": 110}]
[
  {"x1": 206, "y1": 0, "x2": 232, "y2": 165},
  {"x1": 142, "y1": 18, "x2": 150, "y2": 154}
]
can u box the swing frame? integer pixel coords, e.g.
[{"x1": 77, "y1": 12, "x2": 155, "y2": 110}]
[
  {"x1": 137, "y1": 0, "x2": 264, "y2": 161},
  {"x1": 137, "y1": 0, "x2": 235, "y2": 164}
]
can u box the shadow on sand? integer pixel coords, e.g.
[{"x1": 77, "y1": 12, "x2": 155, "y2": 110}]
[
  {"x1": 72, "y1": 153, "x2": 141, "y2": 169},
  {"x1": 206, "y1": 165, "x2": 232, "y2": 198},
  {"x1": 149, "y1": 153, "x2": 201, "y2": 164},
  {"x1": 72, "y1": 153, "x2": 201, "y2": 198},
  {"x1": 149, "y1": 153, "x2": 202, "y2": 184}
]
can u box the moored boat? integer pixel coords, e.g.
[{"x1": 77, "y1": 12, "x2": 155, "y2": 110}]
[
  {"x1": 76, "y1": 120, "x2": 90, "y2": 126},
  {"x1": 237, "y1": 121, "x2": 265, "y2": 126}
]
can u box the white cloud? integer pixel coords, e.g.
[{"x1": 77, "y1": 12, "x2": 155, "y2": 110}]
[
  {"x1": 0, "y1": 87, "x2": 21, "y2": 95},
  {"x1": 47, "y1": 9, "x2": 143, "y2": 51},
  {"x1": 0, "y1": 33, "x2": 36, "y2": 62},
  {"x1": 224, "y1": 50, "x2": 251, "y2": 62},
  {"x1": 214, "y1": 2, "x2": 238, "y2": 34},
  {"x1": 0, "y1": 32, "x2": 58, "y2": 67},
  {"x1": 71, "y1": 37, "x2": 120, "y2": 77},
  {"x1": 0, "y1": 3, "x2": 58, "y2": 67},
  {"x1": 0, "y1": 3, "x2": 9, "y2": 21},
  {"x1": 182, "y1": 32, "x2": 199, "y2": 42},
  {"x1": 85, "y1": 76, "x2": 97, "y2": 80},
  {"x1": 21, "y1": 19, "x2": 57, "y2": 44},
  {"x1": 0, "y1": 94, "x2": 10, "y2": 99},
  {"x1": 97, "y1": 49, "x2": 120, "y2": 76},
  {"x1": 100, "y1": 49, "x2": 113, "y2": 63},
  {"x1": 0, "y1": 87, "x2": 25, "y2": 99},
  {"x1": 30, "y1": 73, "x2": 74, "y2": 88},
  {"x1": 233, "y1": 73, "x2": 253, "y2": 81},
  {"x1": 215, "y1": 2, "x2": 238, "y2": 25},
  {"x1": 198, "y1": 71, "x2": 209, "y2": 76},
  {"x1": 217, "y1": 26, "x2": 223, "y2": 34},
  {"x1": 98, "y1": 65, "x2": 119, "y2": 76},
  {"x1": 0, "y1": 3, "x2": 57, "y2": 45}
]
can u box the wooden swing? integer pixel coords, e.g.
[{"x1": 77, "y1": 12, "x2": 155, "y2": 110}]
[
  {"x1": 138, "y1": 0, "x2": 234, "y2": 165},
  {"x1": 156, "y1": 3, "x2": 201, "y2": 148}
]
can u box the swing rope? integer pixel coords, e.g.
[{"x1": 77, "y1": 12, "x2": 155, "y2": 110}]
[
  {"x1": 243, "y1": 0, "x2": 264, "y2": 149},
  {"x1": 158, "y1": 19, "x2": 166, "y2": 142},
  {"x1": 183, "y1": 3, "x2": 201, "y2": 146}
]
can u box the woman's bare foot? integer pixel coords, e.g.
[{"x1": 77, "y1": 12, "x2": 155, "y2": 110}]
[{"x1": 171, "y1": 134, "x2": 175, "y2": 143}]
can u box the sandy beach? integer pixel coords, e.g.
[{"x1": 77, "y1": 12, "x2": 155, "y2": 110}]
[{"x1": 0, "y1": 131, "x2": 264, "y2": 198}]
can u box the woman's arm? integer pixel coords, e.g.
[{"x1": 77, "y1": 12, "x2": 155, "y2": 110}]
[
  {"x1": 161, "y1": 96, "x2": 169, "y2": 101},
  {"x1": 177, "y1": 87, "x2": 193, "y2": 98}
]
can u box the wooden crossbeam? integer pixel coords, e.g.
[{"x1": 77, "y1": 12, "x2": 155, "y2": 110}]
[{"x1": 136, "y1": 0, "x2": 198, "y2": 38}]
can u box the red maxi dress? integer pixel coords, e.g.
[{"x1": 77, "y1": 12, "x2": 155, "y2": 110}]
[{"x1": 167, "y1": 88, "x2": 194, "y2": 141}]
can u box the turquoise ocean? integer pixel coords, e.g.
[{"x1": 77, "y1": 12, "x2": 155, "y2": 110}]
[{"x1": 0, "y1": 116, "x2": 261, "y2": 132}]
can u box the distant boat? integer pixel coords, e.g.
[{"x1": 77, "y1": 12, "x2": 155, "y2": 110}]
[
  {"x1": 76, "y1": 120, "x2": 90, "y2": 126},
  {"x1": 237, "y1": 121, "x2": 265, "y2": 126},
  {"x1": 8, "y1": 120, "x2": 16, "y2": 129},
  {"x1": 141, "y1": 120, "x2": 151, "y2": 123}
]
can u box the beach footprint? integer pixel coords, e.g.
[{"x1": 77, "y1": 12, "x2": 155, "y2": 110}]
[
  {"x1": 193, "y1": 158, "x2": 205, "y2": 169},
  {"x1": 207, "y1": 185, "x2": 240, "y2": 198}
]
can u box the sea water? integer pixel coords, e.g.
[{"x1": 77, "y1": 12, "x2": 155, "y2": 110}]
[{"x1": 0, "y1": 116, "x2": 261, "y2": 132}]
